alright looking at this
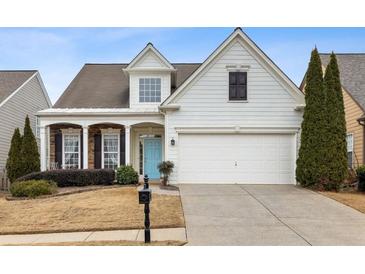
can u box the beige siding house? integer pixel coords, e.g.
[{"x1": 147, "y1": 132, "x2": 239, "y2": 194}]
[{"x1": 0, "y1": 71, "x2": 51, "y2": 174}]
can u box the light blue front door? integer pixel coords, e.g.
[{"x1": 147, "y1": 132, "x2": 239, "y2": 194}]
[{"x1": 144, "y1": 138, "x2": 162, "y2": 179}]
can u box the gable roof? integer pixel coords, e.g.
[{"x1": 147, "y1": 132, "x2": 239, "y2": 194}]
[
  {"x1": 162, "y1": 28, "x2": 305, "y2": 106},
  {"x1": 125, "y1": 43, "x2": 175, "y2": 71},
  {"x1": 319, "y1": 53, "x2": 365, "y2": 111},
  {"x1": 53, "y1": 63, "x2": 200, "y2": 108},
  {"x1": 0, "y1": 70, "x2": 37, "y2": 105}
]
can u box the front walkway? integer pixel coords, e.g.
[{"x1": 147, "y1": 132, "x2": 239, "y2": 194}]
[
  {"x1": 179, "y1": 184, "x2": 365, "y2": 245},
  {"x1": 0, "y1": 228, "x2": 186, "y2": 245}
]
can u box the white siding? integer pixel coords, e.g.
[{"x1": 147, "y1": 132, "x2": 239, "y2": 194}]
[
  {"x1": 0, "y1": 75, "x2": 50, "y2": 170},
  {"x1": 165, "y1": 39, "x2": 303, "y2": 183},
  {"x1": 129, "y1": 71, "x2": 171, "y2": 110},
  {"x1": 134, "y1": 52, "x2": 166, "y2": 68}
]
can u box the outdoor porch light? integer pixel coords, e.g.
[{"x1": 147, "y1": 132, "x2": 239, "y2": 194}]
[{"x1": 170, "y1": 138, "x2": 175, "y2": 146}]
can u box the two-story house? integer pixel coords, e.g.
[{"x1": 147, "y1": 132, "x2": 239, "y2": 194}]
[{"x1": 37, "y1": 28, "x2": 305, "y2": 184}]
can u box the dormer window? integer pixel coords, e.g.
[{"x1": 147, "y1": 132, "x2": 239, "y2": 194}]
[{"x1": 139, "y1": 78, "x2": 161, "y2": 102}]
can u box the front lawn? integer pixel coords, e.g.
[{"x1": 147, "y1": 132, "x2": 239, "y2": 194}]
[
  {"x1": 0, "y1": 187, "x2": 184, "y2": 235},
  {"x1": 321, "y1": 191, "x2": 365, "y2": 214}
]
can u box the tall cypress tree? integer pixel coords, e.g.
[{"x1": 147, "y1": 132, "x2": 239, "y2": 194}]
[
  {"x1": 323, "y1": 53, "x2": 348, "y2": 189},
  {"x1": 5, "y1": 128, "x2": 23, "y2": 182},
  {"x1": 19, "y1": 115, "x2": 40, "y2": 176},
  {"x1": 296, "y1": 48, "x2": 327, "y2": 187}
]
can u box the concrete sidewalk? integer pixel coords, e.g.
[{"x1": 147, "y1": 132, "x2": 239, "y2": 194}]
[{"x1": 0, "y1": 227, "x2": 187, "y2": 245}]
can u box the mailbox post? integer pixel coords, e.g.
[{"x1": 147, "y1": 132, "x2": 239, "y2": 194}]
[{"x1": 138, "y1": 174, "x2": 152, "y2": 243}]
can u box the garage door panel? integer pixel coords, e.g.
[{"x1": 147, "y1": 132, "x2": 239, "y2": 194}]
[{"x1": 178, "y1": 133, "x2": 295, "y2": 184}]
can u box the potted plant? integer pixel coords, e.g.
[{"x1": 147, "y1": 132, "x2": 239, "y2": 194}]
[
  {"x1": 157, "y1": 161, "x2": 174, "y2": 186},
  {"x1": 356, "y1": 165, "x2": 365, "y2": 192}
]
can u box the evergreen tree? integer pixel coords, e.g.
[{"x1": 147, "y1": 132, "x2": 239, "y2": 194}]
[
  {"x1": 323, "y1": 53, "x2": 348, "y2": 189},
  {"x1": 296, "y1": 48, "x2": 328, "y2": 187},
  {"x1": 5, "y1": 128, "x2": 23, "y2": 182},
  {"x1": 19, "y1": 115, "x2": 40, "y2": 176}
]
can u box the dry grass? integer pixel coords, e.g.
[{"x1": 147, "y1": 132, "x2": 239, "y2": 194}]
[
  {"x1": 6, "y1": 240, "x2": 186, "y2": 246},
  {"x1": 321, "y1": 191, "x2": 365, "y2": 213},
  {"x1": 0, "y1": 187, "x2": 185, "y2": 235}
]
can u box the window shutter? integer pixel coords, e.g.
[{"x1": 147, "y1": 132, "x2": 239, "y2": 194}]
[
  {"x1": 120, "y1": 131, "x2": 125, "y2": 166},
  {"x1": 55, "y1": 132, "x2": 62, "y2": 168},
  {"x1": 94, "y1": 133, "x2": 101, "y2": 169},
  {"x1": 80, "y1": 131, "x2": 83, "y2": 169}
]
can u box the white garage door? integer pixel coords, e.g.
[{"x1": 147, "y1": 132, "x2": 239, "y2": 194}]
[{"x1": 178, "y1": 134, "x2": 296, "y2": 184}]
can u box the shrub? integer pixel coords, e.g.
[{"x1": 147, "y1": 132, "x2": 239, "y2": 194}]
[
  {"x1": 157, "y1": 161, "x2": 174, "y2": 186},
  {"x1": 19, "y1": 115, "x2": 40, "y2": 177},
  {"x1": 6, "y1": 128, "x2": 23, "y2": 183},
  {"x1": 356, "y1": 165, "x2": 365, "y2": 192},
  {"x1": 10, "y1": 180, "x2": 57, "y2": 198},
  {"x1": 117, "y1": 165, "x2": 138, "y2": 185},
  {"x1": 16, "y1": 169, "x2": 115, "y2": 187}
]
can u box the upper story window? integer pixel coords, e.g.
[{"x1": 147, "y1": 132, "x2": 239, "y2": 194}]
[
  {"x1": 229, "y1": 72, "x2": 247, "y2": 101},
  {"x1": 139, "y1": 78, "x2": 161, "y2": 103},
  {"x1": 35, "y1": 116, "x2": 40, "y2": 139}
]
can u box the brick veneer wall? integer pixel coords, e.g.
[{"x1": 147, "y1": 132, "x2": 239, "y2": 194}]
[{"x1": 49, "y1": 124, "x2": 124, "y2": 169}]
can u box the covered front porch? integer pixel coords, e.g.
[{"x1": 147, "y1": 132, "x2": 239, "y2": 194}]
[{"x1": 38, "y1": 112, "x2": 165, "y2": 180}]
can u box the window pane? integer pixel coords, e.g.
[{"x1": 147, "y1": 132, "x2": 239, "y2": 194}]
[
  {"x1": 229, "y1": 72, "x2": 236, "y2": 85},
  {"x1": 347, "y1": 152, "x2": 353, "y2": 168},
  {"x1": 237, "y1": 85, "x2": 247, "y2": 99},
  {"x1": 139, "y1": 78, "x2": 161, "y2": 103},
  {"x1": 229, "y1": 86, "x2": 237, "y2": 99},
  {"x1": 103, "y1": 134, "x2": 119, "y2": 169},
  {"x1": 237, "y1": 72, "x2": 247, "y2": 85}
]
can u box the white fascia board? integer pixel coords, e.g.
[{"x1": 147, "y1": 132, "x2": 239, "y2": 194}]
[
  {"x1": 35, "y1": 72, "x2": 52, "y2": 107},
  {"x1": 37, "y1": 108, "x2": 162, "y2": 117},
  {"x1": 0, "y1": 71, "x2": 39, "y2": 108},
  {"x1": 125, "y1": 44, "x2": 175, "y2": 71},
  {"x1": 162, "y1": 28, "x2": 305, "y2": 106}
]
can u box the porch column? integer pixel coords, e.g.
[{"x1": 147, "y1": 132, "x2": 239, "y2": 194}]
[
  {"x1": 40, "y1": 126, "x2": 47, "y2": 171},
  {"x1": 83, "y1": 126, "x2": 88, "y2": 169},
  {"x1": 125, "y1": 125, "x2": 131, "y2": 165}
]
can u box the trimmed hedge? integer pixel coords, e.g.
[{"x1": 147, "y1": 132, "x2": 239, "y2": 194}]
[
  {"x1": 16, "y1": 169, "x2": 115, "y2": 187},
  {"x1": 10, "y1": 180, "x2": 57, "y2": 198}
]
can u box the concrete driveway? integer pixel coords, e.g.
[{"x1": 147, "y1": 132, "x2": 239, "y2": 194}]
[{"x1": 179, "y1": 184, "x2": 365, "y2": 245}]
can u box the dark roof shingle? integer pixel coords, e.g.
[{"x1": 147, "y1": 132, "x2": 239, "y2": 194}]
[
  {"x1": 319, "y1": 53, "x2": 365, "y2": 111},
  {"x1": 0, "y1": 71, "x2": 36, "y2": 104},
  {"x1": 54, "y1": 63, "x2": 201, "y2": 108}
]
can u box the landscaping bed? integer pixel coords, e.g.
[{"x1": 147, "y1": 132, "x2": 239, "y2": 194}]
[
  {"x1": 0, "y1": 187, "x2": 185, "y2": 235},
  {"x1": 321, "y1": 191, "x2": 365, "y2": 214}
]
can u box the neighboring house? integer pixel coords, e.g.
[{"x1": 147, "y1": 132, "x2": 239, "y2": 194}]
[
  {"x1": 0, "y1": 71, "x2": 52, "y2": 173},
  {"x1": 300, "y1": 53, "x2": 365, "y2": 169},
  {"x1": 38, "y1": 28, "x2": 305, "y2": 184}
]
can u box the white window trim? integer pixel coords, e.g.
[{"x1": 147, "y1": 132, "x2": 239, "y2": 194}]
[
  {"x1": 347, "y1": 133, "x2": 354, "y2": 152},
  {"x1": 35, "y1": 116, "x2": 40, "y2": 139},
  {"x1": 138, "y1": 77, "x2": 162, "y2": 103},
  {"x1": 226, "y1": 66, "x2": 249, "y2": 103},
  {"x1": 101, "y1": 132, "x2": 120, "y2": 169},
  {"x1": 62, "y1": 133, "x2": 81, "y2": 169},
  {"x1": 347, "y1": 133, "x2": 354, "y2": 168}
]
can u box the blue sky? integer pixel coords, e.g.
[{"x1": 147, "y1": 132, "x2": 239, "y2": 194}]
[{"x1": 1, "y1": 27, "x2": 365, "y2": 103}]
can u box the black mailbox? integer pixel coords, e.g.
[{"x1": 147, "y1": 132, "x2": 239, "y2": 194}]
[{"x1": 139, "y1": 188, "x2": 152, "y2": 204}]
